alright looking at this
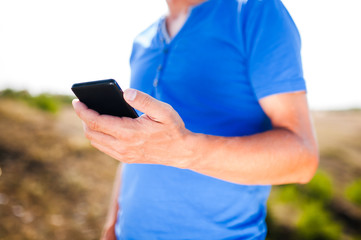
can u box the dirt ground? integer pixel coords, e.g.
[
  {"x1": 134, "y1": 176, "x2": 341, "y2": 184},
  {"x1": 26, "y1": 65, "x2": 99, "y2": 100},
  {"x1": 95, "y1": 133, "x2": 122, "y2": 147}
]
[{"x1": 0, "y1": 98, "x2": 360, "y2": 240}]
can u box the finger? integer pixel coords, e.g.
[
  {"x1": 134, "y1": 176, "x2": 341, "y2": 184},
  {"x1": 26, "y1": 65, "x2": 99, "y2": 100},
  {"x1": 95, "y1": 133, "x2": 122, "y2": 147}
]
[
  {"x1": 83, "y1": 124, "x2": 138, "y2": 163},
  {"x1": 72, "y1": 99, "x2": 132, "y2": 135},
  {"x1": 72, "y1": 99, "x2": 101, "y2": 131},
  {"x1": 83, "y1": 124, "x2": 118, "y2": 147},
  {"x1": 91, "y1": 141, "x2": 126, "y2": 162},
  {"x1": 123, "y1": 89, "x2": 176, "y2": 124}
]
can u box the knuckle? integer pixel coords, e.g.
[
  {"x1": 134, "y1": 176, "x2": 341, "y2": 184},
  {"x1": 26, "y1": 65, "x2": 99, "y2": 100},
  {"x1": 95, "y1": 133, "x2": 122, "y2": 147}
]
[
  {"x1": 162, "y1": 104, "x2": 174, "y2": 118},
  {"x1": 164, "y1": 103, "x2": 173, "y2": 111},
  {"x1": 140, "y1": 96, "x2": 153, "y2": 108},
  {"x1": 114, "y1": 129, "x2": 130, "y2": 140},
  {"x1": 84, "y1": 129, "x2": 93, "y2": 141},
  {"x1": 116, "y1": 145, "x2": 127, "y2": 155},
  {"x1": 90, "y1": 141, "x2": 99, "y2": 150},
  {"x1": 163, "y1": 104, "x2": 182, "y2": 125},
  {"x1": 164, "y1": 111, "x2": 175, "y2": 121},
  {"x1": 124, "y1": 153, "x2": 137, "y2": 163},
  {"x1": 115, "y1": 144, "x2": 137, "y2": 163},
  {"x1": 88, "y1": 120, "x2": 97, "y2": 131},
  {"x1": 113, "y1": 120, "x2": 134, "y2": 139},
  {"x1": 88, "y1": 116, "x2": 100, "y2": 131},
  {"x1": 113, "y1": 131, "x2": 123, "y2": 140}
]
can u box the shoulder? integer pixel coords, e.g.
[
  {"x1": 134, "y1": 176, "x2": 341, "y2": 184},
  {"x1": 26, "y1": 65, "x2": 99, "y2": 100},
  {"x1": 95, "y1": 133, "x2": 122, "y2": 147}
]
[
  {"x1": 240, "y1": 0, "x2": 301, "y2": 46},
  {"x1": 239, "y1": 0, "x2": 291, "y2": 19},
  {"x1": 130, "y1": 18, "x2": 163, "y2": 64},
  {"x1": 215, "y1": 0, "x2": 293, "y2": 32},
  {"x1": 133, "y1": 18, "x2": 162, "y2": 49},
  {"x1": 241, "y1": 0, "x2": 285, "y2": 9}
]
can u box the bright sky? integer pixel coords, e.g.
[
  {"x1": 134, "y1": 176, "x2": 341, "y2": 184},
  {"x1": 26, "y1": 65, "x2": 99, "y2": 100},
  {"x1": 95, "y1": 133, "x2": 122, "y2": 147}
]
[{"x1": 0, "y1": 0, "x2": 360, "y2": 110}]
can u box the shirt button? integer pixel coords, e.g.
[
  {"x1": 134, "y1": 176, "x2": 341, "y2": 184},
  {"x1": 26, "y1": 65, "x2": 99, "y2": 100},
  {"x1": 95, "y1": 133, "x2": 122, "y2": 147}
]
[
  {"x1": 157, "y1": 65, "x2": 162, "y2": 71},
  {"x1": 153, "y1": 78, "x2": 159, "y2": 87}
]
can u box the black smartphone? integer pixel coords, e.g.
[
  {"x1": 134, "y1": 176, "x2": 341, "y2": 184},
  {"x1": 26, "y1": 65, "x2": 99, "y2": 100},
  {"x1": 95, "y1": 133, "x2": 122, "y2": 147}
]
[{"x1": 71, "y1": 79, "x2": 138, "y2": 118}]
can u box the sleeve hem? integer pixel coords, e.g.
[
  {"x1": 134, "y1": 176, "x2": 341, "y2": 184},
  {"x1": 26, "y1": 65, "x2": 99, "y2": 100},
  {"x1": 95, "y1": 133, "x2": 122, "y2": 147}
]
[{"x1": 254, "y1": 78, "x2": 307, "y2": 100}]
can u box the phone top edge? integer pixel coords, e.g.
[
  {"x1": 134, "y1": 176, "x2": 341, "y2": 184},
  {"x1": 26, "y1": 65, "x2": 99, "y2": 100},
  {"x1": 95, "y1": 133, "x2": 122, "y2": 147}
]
[{"x1": 71, "y1": 79, "x2": 118, "y2": 89}]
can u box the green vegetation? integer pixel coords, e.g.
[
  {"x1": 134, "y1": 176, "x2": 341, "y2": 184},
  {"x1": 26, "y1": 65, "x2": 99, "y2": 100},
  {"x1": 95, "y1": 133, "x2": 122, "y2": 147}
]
[
  {"x1": 345, "y1": 179, "x2": 361, "y2": 207},
  {"x1": 297, "y1": 203, "x2": 342, "y2": 240},
  {"x1": 268, "y1": 171, "x2": 346, "y2": 240},
  {"x1": 0, "y1": 88, "x2": 73, "y2": 114},
  {"x1": 302, "y1": 171, "x2": 333, "y2": 203},
  {"x1": 277, "y1": 184, "x2": 300, "y2": 203},
  {"x1": 276, "y1": 171, "x2": 334, "y2": 204}
]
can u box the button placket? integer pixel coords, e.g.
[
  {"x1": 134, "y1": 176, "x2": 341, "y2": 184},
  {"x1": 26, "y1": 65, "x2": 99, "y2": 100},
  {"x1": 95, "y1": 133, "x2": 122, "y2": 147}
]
[
  {"x1": 153, "y1": 38, "x2": 169, "y2": 90},
  {"x1": 153, "y1": 78, "x2": 159, "y2": 87}
]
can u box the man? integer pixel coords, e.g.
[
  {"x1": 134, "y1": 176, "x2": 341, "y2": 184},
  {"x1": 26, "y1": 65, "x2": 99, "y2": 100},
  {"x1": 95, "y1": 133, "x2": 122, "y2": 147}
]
[{"x1": 73, "y1": 0, "x2": 319, "y2": 239}]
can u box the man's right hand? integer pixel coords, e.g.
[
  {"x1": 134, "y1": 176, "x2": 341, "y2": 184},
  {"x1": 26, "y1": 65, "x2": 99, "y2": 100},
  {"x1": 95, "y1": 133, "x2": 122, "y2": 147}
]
[
  {"x1": 99, "y1": 164, "x2": 122, "y2": 240},
  {"x1": 100, "y1": 223, "x2": 116, "y2": 240}
]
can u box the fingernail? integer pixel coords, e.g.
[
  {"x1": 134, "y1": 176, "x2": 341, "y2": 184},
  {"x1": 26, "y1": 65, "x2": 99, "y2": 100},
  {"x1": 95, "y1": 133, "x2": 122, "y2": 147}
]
[
  {"x1": 124, "y1": 89, "x2": 137, "y2": 101},
  {"x1": 72, "y1": 99, "x2": 79, "y2": 108}
]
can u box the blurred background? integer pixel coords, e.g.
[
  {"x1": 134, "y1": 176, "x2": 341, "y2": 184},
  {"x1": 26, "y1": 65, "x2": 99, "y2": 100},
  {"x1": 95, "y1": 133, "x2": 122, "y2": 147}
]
[{"x1": 0, "y1": 0, "x2": 360, "y2": 239}]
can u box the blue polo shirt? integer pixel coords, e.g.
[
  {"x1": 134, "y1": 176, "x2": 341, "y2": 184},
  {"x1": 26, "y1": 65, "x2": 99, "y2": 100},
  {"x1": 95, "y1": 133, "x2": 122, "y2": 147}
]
[{"x1": 116, "y1": 0, "x2": 306, "y2": 239}]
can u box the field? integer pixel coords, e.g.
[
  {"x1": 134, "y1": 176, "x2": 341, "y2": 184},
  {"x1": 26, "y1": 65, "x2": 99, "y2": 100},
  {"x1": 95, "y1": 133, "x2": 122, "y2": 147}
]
[{"x1": 0, "y1": 90, "x2": 360, "y2": 240}]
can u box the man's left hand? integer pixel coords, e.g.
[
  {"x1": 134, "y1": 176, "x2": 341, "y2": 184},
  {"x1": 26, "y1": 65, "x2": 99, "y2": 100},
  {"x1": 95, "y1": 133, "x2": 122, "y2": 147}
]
[{"x1": 72, "y1": 89, "x2": 194, "y2": 168}]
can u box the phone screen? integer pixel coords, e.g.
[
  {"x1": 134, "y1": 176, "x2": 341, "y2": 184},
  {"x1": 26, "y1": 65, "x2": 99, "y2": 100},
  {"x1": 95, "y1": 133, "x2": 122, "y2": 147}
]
[{"x1": 71, "y1": 79, "x2": 138, "y2": 118}]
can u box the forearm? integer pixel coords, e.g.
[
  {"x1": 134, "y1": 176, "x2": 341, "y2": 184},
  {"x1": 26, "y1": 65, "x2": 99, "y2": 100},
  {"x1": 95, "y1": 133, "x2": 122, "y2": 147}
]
[
  {"x1": 104, "y1": 164, "x2": 122, "y2": 226},
  {"x1": 185, "y1": 128, "x2": 318, "y2": 185},
  {"x1": 73, "y1": 90, "x2": 318, "y2": 186}
]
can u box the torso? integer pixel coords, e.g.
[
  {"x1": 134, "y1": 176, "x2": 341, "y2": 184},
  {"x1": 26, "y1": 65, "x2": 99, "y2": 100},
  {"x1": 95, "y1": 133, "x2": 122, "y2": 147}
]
[{"x1": 116, "y1": 0, "x2": 305, "y2": 239}]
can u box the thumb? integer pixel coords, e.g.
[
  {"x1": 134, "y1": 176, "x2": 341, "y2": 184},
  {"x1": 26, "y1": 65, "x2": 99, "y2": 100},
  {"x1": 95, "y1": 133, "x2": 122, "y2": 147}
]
[{"x1": 123, "y1": 88, "x2": 175, "y2": 123}]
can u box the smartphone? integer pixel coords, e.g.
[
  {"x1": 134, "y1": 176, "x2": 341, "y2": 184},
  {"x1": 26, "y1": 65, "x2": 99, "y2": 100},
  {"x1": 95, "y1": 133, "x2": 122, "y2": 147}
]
[{"x1": 71, "y1": 79, "x2": 138, "y2": 118}]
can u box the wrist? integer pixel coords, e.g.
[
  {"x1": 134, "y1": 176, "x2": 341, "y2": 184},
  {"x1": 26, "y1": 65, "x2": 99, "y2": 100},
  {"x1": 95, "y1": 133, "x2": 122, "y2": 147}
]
[{"x1": 176, "y1": 130, "x2": 205, "y2": 171}]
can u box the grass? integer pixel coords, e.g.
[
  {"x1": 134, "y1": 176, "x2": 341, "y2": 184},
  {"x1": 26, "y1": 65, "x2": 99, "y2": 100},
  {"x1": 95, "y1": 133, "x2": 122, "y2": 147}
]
[
  {"x1": 296, "y1": 202, "x2": 342, "y2": 240},
  {"x1": 345, "y1": 179, "x2": 361, "y2": 207},
  {"x1": 0, "y1": 88, "x2": 73, "y2": 114}
]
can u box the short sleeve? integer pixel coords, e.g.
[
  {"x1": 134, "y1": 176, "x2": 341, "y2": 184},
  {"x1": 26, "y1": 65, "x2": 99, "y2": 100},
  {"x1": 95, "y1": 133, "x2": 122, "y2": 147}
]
[{"x1": 244, "y1": 0, "x2": 306, "y2": 100}]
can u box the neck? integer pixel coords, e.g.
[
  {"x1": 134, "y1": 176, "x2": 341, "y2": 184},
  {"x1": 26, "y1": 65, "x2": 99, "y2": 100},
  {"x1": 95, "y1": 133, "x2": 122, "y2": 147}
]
[
  {"x1": 166, "y1": 0, "x2": 205, "y2": 18},
  {"x1": 164, "y1": 0, "x2": 206, "y2": 38}
]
